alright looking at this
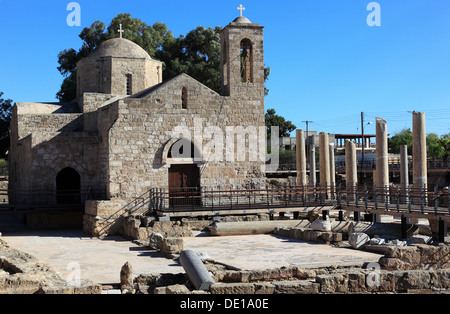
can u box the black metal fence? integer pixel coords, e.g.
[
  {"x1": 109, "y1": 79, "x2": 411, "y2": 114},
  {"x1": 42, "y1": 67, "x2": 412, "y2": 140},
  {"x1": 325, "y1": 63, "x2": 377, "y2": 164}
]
[
  {"x1": 149, "y1": 184, "x2": 450, "y2": 217},
  {"x1": 272, "y1": 157, "x2": 450, "y2": 172},
  {"x1": 3, "y1": 188, "x2": 107, "y2": 210}
]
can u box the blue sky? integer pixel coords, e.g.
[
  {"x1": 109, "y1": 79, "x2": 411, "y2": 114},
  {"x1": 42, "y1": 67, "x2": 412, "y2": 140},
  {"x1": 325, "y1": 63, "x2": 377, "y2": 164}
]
[{"x1": 1, "y1": 0, "x2": 450, "y2": 137}]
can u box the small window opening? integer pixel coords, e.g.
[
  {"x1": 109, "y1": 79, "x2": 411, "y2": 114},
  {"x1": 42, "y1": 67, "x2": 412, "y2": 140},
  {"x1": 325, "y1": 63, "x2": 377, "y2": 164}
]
[
  {"x1": 182, "y1": 87, "x2": 188, "y2": 109},
  {"x1": 126, "y1": 74, "x2": 133, "y2": 95}
]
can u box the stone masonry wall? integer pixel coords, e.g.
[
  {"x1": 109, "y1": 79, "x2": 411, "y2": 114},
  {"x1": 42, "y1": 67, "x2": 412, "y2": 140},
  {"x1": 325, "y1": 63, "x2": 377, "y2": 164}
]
[{"x1": 105, "y1": 73, "x2": 266, "y2": 201}]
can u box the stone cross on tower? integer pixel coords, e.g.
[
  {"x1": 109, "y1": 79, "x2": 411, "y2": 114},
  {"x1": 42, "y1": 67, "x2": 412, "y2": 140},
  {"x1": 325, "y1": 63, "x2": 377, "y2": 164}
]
[
  {"x1": 237, "y1": 4, "x2": 245, "y2": 16},
  {"x1": 118, "y1": 24, "x2": 124, "y2": 39}
]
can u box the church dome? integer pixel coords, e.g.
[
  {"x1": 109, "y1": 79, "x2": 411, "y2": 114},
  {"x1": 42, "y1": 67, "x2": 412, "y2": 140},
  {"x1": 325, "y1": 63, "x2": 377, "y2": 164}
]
[
  {"x1": 89, "y1": 38, "x2": 152, "y2": 60},
  {"x1": 232, "y1": 16, "x2": 252, "y2": 24}
]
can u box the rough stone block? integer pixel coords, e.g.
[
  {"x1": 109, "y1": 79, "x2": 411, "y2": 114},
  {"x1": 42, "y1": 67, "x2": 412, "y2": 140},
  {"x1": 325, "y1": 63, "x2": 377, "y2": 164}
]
[
  {"x1": 409, "y1": 234, "x2": 432, "y2": 244},
  {"x1": 430, "y1": 269, "x2": 450, "y2": 289},
  {"x1": 316, "y1": 274, "x2": 348, "y2": 293},
  {"x1": 210, "y1": 283, "x2": 255, "y2": 294},
  {"x1": 311, "y1": 219, "x2": 332, "y2": 232},
  {"x1": 161, "y1": 238, "x2": 184, "y2": 258},
  {"x1": 166, "y1": 284, "x2": 191, "y2": 294},
  {"x1": 394, "y1": 270, "x2": 431, "y2": 292},
  {"x1": 295, "y1": 268, "x2": 317, "y2": 280},
  {"x1": 254, "y1": 283, "x2": 275, "y2": 294},
  {"x1": 149, "y1": 232, "x2": 164, "y2": 250},
  {"x1": 332, "y1": 232, "x2": 343, "y2": 242},
  {"x1": 349, "y1": 233, "x2": 370, "y2": 249},
  {"x1": 273, "y1": 281, "x2": 320, "y2": 294}
]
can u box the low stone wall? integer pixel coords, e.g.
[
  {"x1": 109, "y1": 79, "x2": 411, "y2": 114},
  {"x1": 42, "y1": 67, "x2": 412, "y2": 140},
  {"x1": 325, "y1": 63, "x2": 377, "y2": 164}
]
[
  {"x1": 83, "y1": 200, "x2": 127, "y2": 237},
  {"x1": 122, "y1": 214, "x2": 272, "y2": 241},
  {"x1": 366, "y1": 243, "x2": 450, "y2": 270},
  {"x1": 0, "y1": 239, "x2": 101, "y2": 294},
  {"x1": 274, "y1": 227, "x2": 343, "y2": 245},
  {"x1": 132, "y1": 264, "x2": 450, "y2": 294}
]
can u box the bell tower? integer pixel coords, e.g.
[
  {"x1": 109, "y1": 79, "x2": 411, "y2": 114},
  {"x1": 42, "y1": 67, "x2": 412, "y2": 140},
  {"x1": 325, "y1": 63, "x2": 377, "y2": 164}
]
[{"x1": 220, "y1": 6, "x2": 265, "y2": 98}]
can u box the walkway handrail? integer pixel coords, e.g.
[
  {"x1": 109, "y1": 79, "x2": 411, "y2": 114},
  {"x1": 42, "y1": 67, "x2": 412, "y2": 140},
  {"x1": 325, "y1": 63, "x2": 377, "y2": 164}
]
[{"x1": 149, "y1": 184, "x2": 450, "y2": 217}]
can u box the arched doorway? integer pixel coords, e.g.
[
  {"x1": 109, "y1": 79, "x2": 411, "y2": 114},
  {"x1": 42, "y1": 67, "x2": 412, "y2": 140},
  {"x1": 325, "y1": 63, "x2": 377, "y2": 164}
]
[
  {"x1": 56, "y1": 167, "x2": 81, "y2": 205},
  {"x1": 166, "y1": 139, "x2": 202, "y2": 207}
]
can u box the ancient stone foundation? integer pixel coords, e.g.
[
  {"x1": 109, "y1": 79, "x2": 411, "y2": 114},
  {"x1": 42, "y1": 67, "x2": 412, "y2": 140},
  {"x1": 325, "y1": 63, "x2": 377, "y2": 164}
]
[
  {"x1": 0, "y1": 239, "x2": 101, "y2": 294},
  {"x1": 133, "y1": 264, "x2": 450, "y2": 295}
]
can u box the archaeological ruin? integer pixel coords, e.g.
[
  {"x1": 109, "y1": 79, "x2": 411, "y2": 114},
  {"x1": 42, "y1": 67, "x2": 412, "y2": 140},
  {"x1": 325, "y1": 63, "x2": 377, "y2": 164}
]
[{"x1": 0, "y1": 6, "x2": 449, "y2": 297}]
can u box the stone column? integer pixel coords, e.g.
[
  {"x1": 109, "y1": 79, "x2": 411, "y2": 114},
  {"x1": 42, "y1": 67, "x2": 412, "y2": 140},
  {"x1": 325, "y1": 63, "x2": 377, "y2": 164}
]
[
  {"x1": 412, "y1": 111, "x2": 427, "y2": 196},
  {"x1": 375, "y1": 117, "x2": 389, "y2": 192},
  {"x1": 319, "y1": 132, "x2": 331, "y2": 197},
  {"x1": 400, "y1": 145, "x2": 409, "y2": 204},
  {"x1": 375, "y1": 117, "x2": 392, "y2": 222},
  {"x1": 345, "y1": 140, "x2": 357, "y2": 200},
  {"x1": 309, "y1": 137, "x2": 316, "y2": 187},
  {"x1": 296, "y1": 130, "x2": 307, "y2": 186},
  {"x1": 329, "y1": 143, "x2": 336, "y2": 198}
]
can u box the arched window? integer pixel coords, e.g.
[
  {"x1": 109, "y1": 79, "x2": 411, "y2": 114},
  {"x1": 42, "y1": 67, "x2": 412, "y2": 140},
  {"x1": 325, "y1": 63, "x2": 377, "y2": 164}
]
[
  {"x1": 240, "y1": 39, "x2": 253, "y2": 83},
  {"x1": 181, "y1": 87, "x2": 188, "y2": 109},
  {"x1": 56, "y1": 167, "x2": 81, "y2": 205},
  {"x1": 168, "y1": 139, "x2": 196, "y2": 159}
]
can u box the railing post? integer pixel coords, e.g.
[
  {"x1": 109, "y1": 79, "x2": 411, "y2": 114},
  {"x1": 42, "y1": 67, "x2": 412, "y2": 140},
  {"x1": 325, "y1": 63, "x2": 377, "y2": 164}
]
[
  {"x1": 364, "y1": 184, "x2": 368, "y2": 209},
  {"x1": 374, "y1": 185, "x2": 378, "y2": 210},
  {"x1": 385, "y1": 185, "x2": 389, "y2": 211},
  {"x1": 408, "y1": 186, "x2": 412, "y2": 213},
  {"x1": 396, "y1": 186, "x2": 400, "y2": 212},
  {"x1": 448, "y1": 187, "x2": 450, "y2": 214},
  {"x1": 438, "y1": 218, "x2": 447, "y2": 242},
  {"x1": 355, "y1": 184, "x2": 359, "y2": 208},
  {"x1": 434, "y1": 185, "x2": 438, "y2": 214},
  {"x1": 346, "y1": 184, "x2": 350, "y2": 207},
  {"x1": 211, "y1": 187, "x2": 214, "y2": 211},
  {"x1": 420, "y1": 185, "x2": 425, "y2": 214},
  {"x1": 230, "y1": 187, "x2": 233, "y2": 210},
  {"x1": 302, "y1": 183, "x2": 305, "y2": 206},
  {"x1": 284, "y1": 183, "x2": 288, "y2": 207},
  {"x1": 337, "y1": 182, "x2": 342, "y2": 207}
]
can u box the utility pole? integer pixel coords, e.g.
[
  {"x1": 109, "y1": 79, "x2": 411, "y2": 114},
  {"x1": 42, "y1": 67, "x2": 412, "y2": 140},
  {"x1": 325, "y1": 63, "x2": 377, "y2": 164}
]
[
  {"x1": 361, "y1": 112, "x2": 365, "y2": 169},
  {"x1": 302, "y1": 120, "x2": 313, "y2": 141},
  {"x1": 302, "y1": 120, "x2": 313, "y2": 158}
]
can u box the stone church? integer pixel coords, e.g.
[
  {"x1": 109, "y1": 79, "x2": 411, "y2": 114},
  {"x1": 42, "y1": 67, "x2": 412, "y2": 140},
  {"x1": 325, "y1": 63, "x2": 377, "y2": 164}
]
[{"x1": 9, "y1": 13, "x2": 267, "y2": 233}]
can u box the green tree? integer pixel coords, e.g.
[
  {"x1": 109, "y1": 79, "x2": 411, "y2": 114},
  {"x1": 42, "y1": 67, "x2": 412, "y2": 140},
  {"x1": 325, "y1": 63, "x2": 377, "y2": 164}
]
[
  {"x1": 389, "y1": 129, "x2": 450, "y2": 158},
  {"x1": 441, "y1": 134, "x2": 450, "y2": 157},
  {"x1": 157, "y1": 26, "x2": 222, "y2": 93},
  {"x1": 388, "y1": 128, "x2": 413, "y2": 155},
  {"x1": 427, "y1": 132, "x2": 447, "y2": 158},
  {"x1": 0, "y1": 92, "x2": 13, "y2": 158},
  {"x1": 265, "y1": 108, "x2": 296, "y2": 138}
]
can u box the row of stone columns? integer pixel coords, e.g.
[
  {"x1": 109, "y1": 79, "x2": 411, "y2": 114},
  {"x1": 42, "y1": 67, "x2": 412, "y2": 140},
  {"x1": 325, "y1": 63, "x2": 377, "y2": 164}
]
[
  {"x1": 295, "y1": 112, "x2": 428, "y2": 200},
  {"x1": 296, "y1": 131, "x2": 335, "y2": 190}
]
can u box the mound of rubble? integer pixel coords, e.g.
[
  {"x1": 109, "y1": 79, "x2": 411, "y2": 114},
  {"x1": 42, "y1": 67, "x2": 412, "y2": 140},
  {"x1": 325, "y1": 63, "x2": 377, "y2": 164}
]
[{"x1": 0, "y1": 238, "x2": 101, "y2": 294}]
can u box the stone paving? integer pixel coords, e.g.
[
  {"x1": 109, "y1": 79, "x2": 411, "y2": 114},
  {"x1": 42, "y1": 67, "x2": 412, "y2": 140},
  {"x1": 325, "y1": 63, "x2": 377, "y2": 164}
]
[{"x1": 1, "y1": 230, "x2": 384, "y2": 285}]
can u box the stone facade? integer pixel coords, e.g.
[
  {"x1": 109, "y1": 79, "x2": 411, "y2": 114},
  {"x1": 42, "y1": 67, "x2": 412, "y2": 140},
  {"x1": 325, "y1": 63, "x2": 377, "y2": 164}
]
[{"x1": 9, "y1": 15, "x2": 267, "y2": 235}]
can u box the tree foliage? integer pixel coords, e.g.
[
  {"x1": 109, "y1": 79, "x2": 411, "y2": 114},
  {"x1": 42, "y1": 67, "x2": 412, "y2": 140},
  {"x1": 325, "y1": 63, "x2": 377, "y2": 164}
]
[
  {"x1": 0, "y1": 92, "x2": 13, "y2": 158},
  {"x1": 265, "y1": 108, "x2": 296, "y2": 138},
  {"x1": 388, "y1": 128, "x2": 413, "y2": 155},
  {"x1": 56, "y1": 13, "x2": 270, "y2": 101},
  {"x1": 389, "y1": 128, "x2": 450, "y2": 158}
]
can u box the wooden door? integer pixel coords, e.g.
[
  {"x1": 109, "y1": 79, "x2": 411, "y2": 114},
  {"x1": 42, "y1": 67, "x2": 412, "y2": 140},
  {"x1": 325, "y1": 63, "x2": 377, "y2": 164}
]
[{"x1": 168, "y1": 164, "x2": 201, "y2": 207}]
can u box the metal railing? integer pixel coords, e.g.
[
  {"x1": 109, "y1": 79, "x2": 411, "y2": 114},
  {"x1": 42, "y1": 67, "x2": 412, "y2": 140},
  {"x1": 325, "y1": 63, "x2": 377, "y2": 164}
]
[
  {"x1": 270, "y1": 157, "x2": 450, "y2": 172},
  {"x1": 2, "y1": 188, "x2": 107, "y2": 210},
  {"x1": 148, "y1": 184, "x2": 450, "y2": 218},
  {"x1": 150, "y1": 185, "x2": 336, "y2": 214}
]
